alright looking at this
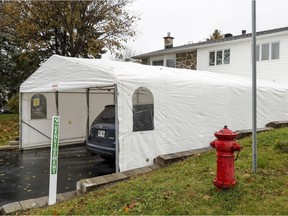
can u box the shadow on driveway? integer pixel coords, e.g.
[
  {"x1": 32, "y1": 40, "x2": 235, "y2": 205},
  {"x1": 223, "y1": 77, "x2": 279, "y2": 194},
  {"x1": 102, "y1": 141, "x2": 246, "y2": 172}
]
[{"x1": 0, "y1": 144, "x2": 115, "y2": 206}]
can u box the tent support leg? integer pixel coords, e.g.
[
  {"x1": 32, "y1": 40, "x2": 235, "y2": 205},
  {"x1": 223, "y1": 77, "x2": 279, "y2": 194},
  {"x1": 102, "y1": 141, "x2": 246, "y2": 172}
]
[
  {"x1": 19, "y1": 93, "x2": 23, "y2": 150},
  {"x1": 115, "y1": 85, "x2": 120, "y2": 173},
  {"x1": 86, "y1": 88, "x2": 90, "y2": 142},
  {"x1": 55, "y1": 91, "x2": 59, "y2": 116}
]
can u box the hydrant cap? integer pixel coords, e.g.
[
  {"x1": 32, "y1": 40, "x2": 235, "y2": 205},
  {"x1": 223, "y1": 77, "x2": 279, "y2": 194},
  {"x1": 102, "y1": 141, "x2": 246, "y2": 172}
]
[{"x1": 214, "y1": 125, "x2": 237, "y2": 140}]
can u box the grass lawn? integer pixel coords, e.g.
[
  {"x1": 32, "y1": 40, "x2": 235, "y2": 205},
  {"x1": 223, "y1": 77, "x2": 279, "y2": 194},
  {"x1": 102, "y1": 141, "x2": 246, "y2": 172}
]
[
  {"x1": 22, "y1": 128, "x2": 288, "y2": 215},
  {"x1": 0, "y1": 114, "x2": 19, "y2": 146}
]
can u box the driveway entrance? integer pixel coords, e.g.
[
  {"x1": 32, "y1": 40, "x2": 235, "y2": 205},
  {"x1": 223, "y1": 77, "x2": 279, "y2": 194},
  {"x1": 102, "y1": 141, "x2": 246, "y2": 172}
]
[{"x1": 0, "y1": 144, "x2": 115, "y2": 206}]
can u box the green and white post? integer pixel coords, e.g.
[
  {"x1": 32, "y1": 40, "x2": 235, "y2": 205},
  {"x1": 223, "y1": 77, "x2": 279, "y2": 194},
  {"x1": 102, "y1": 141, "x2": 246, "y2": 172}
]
[{"x1": 49, "y1": 116, "x2": 60, "y2": 205}]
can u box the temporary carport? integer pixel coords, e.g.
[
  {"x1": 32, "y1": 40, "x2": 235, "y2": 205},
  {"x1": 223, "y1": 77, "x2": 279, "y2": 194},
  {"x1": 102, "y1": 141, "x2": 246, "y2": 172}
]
[{"x1": 20, "y1": 54, "x2": 288, "y2": 172}]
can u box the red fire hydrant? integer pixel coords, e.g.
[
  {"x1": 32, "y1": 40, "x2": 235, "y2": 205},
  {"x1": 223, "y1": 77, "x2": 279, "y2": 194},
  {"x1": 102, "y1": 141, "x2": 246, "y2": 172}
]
[{"x1": 210, "y1": 125, "x2": 242, "y2": 189}]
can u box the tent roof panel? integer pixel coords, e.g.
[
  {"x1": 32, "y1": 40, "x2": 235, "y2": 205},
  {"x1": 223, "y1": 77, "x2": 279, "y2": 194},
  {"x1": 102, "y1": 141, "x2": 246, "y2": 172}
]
[{"x1": 20, "y1": 54, "x2": 288, "y2": 93}]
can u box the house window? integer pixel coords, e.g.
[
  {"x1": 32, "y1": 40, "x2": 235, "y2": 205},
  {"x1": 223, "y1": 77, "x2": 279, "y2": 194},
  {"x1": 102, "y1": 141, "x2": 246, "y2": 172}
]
[
  {"x1": 132, "y1": 87, "x2": 154, "y2": 132},
  {"x1": 209, "y1": 49, "x2": 230, "y2": 66},
  {"x1": 256, "y1": 45, "x2": 260, "y2": 61},
  {"x1": 256, "y1": 42, "x2": 280, "y2": 61},
  {"x1": 31, "y1": 94, "x2": 47, "y2": 119},
  {"x1": 166, "y1": 59, "x2": 176, "y2": 68},
  {"x1": 209, "y1": 52, "x2": 215, "y2": 66},
  {"x1": 224, "y1": 49, "x2": 230, "y2": 64},
  {"x1": 272, "y1": 42, "x2": 280, "y2": 59},
  {"x1": 152, "y1": 59, "x2": 176, "y2": 67},
  {"x1": 261, "y1": 44, "x2": 269, "y2": 60},
  {"x1": 216, "y1": 51, "x2": 222, "y2": 65},
  {"x1": 152, "y1": 60, "x2": 164, "y2": 66}
]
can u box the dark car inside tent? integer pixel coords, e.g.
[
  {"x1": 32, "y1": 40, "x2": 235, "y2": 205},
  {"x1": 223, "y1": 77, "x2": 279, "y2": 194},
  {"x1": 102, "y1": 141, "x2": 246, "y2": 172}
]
[{"x1": 86, "y1": 105, "x2": 116, "y2": 160}]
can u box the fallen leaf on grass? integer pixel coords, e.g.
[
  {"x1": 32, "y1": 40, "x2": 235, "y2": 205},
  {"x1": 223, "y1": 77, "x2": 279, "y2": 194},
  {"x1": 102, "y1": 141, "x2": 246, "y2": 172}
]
[
  {"x1": 124, "y1": 206, "x2": 129, "y2": 213},
  {"x1": 128, "y1": 201, "x2": 137, "y2": 209},
  {"x1": 188, "y1": 192, "x2": 197, "y2": 197},
  {"x1": 53, "y1": 210, "x2": 58, "y2": 216},
  {"x1": 203, "y1": 195, "x2": 211, "y2": 200},
  {"x1": 123, "y1": 201, "x2": 137, "y2": 212},
  {"x1": 243, "y1": 173, "x2": 251, "y2": 178}
]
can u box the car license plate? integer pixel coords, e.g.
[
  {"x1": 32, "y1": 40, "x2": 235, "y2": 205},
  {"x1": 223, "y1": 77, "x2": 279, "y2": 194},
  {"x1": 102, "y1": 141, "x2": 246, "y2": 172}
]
[{"x1": 98, "y1": 130, "x2": 105, "y2": 137}]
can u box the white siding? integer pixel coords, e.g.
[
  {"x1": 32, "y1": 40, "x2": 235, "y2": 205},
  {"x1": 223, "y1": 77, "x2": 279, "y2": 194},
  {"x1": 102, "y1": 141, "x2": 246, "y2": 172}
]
[{"x1": 197, "y1": 33, "x2": 288, "y2": 85}]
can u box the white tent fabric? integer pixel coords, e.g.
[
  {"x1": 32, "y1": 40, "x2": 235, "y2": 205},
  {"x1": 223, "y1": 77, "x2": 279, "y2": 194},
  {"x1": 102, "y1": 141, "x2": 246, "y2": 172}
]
[{"x1": 20, "y1": 55, "x2": 288, "y2": 171}]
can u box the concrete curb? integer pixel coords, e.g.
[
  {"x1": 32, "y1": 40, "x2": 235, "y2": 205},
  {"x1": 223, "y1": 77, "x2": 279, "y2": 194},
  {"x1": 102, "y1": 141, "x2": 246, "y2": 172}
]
[
  {"x1": 76, "y1": 147, "x2": 209, "y2": 193},
  {"x1": 235, "y1": 120, "x2": 288, "y2": 139},
  {"x1": 9, "y1": 141, "x2": 19, "y2": 146},
  {"x1": 0, "y1": 145, "x2": 19, "y2": 151},
  {"x1": 266, "y1": 120, "x2": 288, "y2": 128},
  {"x1": 236, "y1": 127, "x2": 274, "y2": 139},
  {"x1": 154, "y1": 147, "x2": 212, "y2": 167},
  {"x1": 0, "y1": 191, "x2": 81, "y2": 215}
]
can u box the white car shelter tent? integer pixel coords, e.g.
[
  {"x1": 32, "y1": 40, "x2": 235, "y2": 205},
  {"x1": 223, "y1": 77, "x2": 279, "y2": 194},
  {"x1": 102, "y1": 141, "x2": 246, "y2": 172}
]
[{"x1": 20, "y1": 54, "x2": 288, "y2": 172}]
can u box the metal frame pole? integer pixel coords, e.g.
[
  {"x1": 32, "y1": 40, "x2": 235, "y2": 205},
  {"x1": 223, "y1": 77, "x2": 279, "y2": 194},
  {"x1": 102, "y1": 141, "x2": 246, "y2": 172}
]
[
  {"x1": 19, "y1": 93, "x2": 23, "y2": 150},
  {"x1": 86, "y1": 88, "x2": 90, "y2": 142},
  {"x1": 252, "y1": 0, "x2": 257, "y2": 173},
  {"x1": 114, "y1": 84, "x2": 120, "y2": 173},
  {"x1": 55, "y1": 91, "x2": 59, "y2": 116}
]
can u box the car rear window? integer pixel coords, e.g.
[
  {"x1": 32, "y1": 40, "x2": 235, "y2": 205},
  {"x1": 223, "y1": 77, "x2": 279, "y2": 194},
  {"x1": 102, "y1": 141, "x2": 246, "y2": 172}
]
[{"x1": 95, "y1": 106, "x2": 115, "y2": 124}]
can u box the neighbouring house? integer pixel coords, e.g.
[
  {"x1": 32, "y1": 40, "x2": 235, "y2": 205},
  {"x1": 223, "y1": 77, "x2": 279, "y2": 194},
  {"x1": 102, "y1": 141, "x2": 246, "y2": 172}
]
[{"x1": 132, "y1": 26, "x2": 288, "y2": 85}]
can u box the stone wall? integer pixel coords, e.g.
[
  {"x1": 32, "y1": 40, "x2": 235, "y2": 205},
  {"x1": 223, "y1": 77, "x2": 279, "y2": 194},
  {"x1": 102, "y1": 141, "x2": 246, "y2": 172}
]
[{"x1": 176, "y1": 51, "x2": 197, "y2": 70}]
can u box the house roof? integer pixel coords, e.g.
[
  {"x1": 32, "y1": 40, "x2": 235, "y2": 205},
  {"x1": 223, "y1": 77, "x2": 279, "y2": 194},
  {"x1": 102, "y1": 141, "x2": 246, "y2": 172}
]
[{"x1": 132, "y1": 26, "x2": 288, "y2": 59}]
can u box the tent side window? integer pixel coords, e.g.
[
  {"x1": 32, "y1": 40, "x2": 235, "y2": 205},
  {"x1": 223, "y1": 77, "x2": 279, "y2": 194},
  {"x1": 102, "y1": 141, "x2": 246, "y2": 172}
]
[
  {"x1": 31, "y1": 94, "x2": 47, "y2": 119},
  {"x1": 132, "y1": 87, "x2": 154, "y2": 132}
]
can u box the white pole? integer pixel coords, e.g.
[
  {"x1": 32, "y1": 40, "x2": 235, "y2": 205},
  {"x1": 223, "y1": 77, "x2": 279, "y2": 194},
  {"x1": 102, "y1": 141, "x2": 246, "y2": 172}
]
[
  {"x1": 252, "y1": 0, "x2": 257, "y2": 173},
  {"x1": 48, "y1": 116, "x2": 60, "y2": 205},
  {"x1": 19, "y1": 93, "x2": 23, "y2": 150},
  {"x1": 115, "y1": 85, "x2": 120, "y2": 173}
]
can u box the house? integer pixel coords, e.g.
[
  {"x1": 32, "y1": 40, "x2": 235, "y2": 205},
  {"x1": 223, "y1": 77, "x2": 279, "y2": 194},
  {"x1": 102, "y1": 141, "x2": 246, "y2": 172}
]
[{"x1": 132, "y1": 26, "x2": 288, "y2": 84}]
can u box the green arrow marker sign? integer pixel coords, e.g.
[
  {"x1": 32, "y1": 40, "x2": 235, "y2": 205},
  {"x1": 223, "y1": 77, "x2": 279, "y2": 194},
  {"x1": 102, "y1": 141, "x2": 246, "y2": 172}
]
[
  {"x1": 51, "y1": 116, "x2": 60, "y2": 174},
  {"x1": 49, "y1": 116, "x2": 60, "y2": 205}
]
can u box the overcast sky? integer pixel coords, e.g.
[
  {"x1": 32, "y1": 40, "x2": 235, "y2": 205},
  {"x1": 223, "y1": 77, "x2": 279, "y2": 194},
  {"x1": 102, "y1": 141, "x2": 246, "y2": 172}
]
[{"x1": 118, "y1": 0, "x2": 288, "y2": 57}]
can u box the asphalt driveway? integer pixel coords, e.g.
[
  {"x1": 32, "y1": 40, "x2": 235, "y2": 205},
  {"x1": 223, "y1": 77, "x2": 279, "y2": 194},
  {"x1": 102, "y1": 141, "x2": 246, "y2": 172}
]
[{"x1": 0, "y1": 144, "x2": 115, "y2": 207}]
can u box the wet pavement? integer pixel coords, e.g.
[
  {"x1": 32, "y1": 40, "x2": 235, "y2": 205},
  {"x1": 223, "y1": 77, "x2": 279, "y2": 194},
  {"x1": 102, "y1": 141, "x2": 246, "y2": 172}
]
[{"x1": 0, "y1": 144, "x2": 115, "y2": 207}]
